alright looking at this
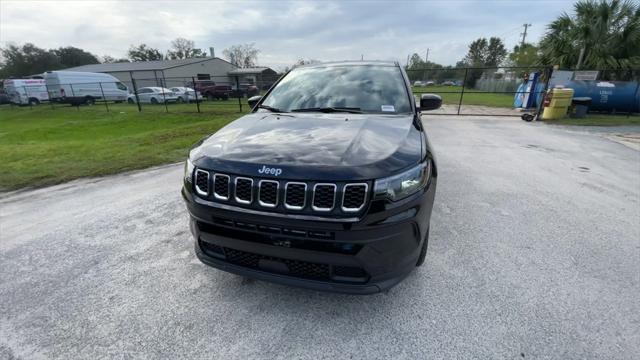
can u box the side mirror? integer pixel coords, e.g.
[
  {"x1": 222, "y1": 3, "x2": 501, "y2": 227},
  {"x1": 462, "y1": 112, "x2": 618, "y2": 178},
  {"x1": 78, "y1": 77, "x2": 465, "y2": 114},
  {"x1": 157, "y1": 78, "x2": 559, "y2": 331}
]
[
  {"x1": 248, "y1": 95, "x2": 262, "y2": 109},
  {"x1": 419, "y1": 94, "x2": 442, "y2": 111}
]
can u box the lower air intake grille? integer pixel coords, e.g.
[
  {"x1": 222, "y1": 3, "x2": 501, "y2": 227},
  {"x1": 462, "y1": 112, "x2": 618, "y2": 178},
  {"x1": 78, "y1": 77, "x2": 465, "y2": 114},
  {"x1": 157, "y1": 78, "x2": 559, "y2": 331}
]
[
  {"x1": 313, "y1": 184, "x2": 336, "y2": 210},
  {"x1": 223, "y1": 248, "x2": 330, "y2": 280}
]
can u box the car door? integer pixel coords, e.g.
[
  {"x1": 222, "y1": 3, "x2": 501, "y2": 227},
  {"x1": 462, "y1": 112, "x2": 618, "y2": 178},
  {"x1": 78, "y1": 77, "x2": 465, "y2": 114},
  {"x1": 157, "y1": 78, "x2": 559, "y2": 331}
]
[{"x1": 137, "y1": 88, "x2": 152, "y2": 103}]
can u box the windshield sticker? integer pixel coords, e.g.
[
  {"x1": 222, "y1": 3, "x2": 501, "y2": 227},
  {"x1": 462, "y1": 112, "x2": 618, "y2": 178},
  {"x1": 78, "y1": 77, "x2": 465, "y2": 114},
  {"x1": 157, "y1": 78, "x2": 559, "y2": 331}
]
[{"x1": 381, "y1": 105, "x2": 395, "y2": 112}]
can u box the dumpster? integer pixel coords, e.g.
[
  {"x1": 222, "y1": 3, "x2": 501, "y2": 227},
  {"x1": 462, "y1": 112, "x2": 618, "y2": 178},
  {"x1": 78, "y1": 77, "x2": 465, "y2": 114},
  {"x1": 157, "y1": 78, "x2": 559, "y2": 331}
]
[
  {"x1": 542, "y1": 88, "x2": 575, "y2": 120},
  {"x1": 570, "y1": 97, "x2": 592, "y2": 118}
]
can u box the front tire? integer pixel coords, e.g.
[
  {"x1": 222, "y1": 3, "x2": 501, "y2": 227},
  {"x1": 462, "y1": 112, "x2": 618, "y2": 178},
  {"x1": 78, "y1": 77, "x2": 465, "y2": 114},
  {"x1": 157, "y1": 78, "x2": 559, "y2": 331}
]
[
  {"x1": 416, "y1": 227, "x2": 429, "y2": 267},
  {"x1": 28, "y1": 98, "x2": 40, "y2": 106},
  {"x1": 176, "y1": 96, "x2": 184, "y2": 103},
  {"x1": 127, "y1": 98, "x2": 134, "y2": 104},
  {"x1": 150, "y1": 97, "x2": 159, "y2": 104}
]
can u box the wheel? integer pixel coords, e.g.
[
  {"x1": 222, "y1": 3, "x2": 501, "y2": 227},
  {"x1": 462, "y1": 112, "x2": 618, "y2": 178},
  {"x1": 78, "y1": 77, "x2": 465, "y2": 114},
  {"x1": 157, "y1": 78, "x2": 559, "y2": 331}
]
[
  {"x1": 85, "y1": 97, "x2": 95, "y2": 106},
  {"x1": 416, "y1": 227, "x2": 430, "y2": 267},
  {"x1": 28, "y1": 98, "x2": 40, "y2": 106},
  {"x1": 176, "y1": 96, "x2": 184, "y2": 103},
  {"x1": 150, "y1": 97, "x2": 159, "y2": 104},
  {"x1": 521, "y1": 113, "x2": 535, "y2": 122},
  {"x1": 127, "y1": 98, "x2": 134, "y2": 104}
]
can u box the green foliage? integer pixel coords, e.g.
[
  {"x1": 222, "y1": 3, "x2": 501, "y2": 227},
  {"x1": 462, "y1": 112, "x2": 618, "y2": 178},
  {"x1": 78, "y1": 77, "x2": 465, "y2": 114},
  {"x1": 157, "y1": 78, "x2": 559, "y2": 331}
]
[
  {"x1": 463, "y1": 37, "x2": 507, "y2": 67},
  {"x1": 508, "y1": 43, "x2": 541, "y2": 67},
  {"x1": 539, "y1": 0, "x2": 640, "y2": 69},
  {"x1": 0, "y1": 43, "x2": 100, "y2": 78},
  {"x1": 127, "y1": 44, "x2": 164, "y2": 62}
]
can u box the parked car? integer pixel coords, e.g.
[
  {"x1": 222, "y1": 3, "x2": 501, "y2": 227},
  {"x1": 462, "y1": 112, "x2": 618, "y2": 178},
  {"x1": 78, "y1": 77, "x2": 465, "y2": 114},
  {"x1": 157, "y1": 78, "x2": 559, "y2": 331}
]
[
  {"x1": 441, "y1": 80, "x2": 457, "y2": 86},
  {"x1": 0, "y1": 89, "x2": 10, "y2": 105},
  {"x1": 230, "y1": 83, "x2": 259, "y2": 98},
  {"x1": 191, "y1": 80, "x2": 230, "y2": 100},
  {"x1": 413, "y1": 80, "x2": 425, "y2": 87},
  {"x1": 44, "y1": 71, "x2": 128, "y2": 105},
  {"x1": 182, "y1": 61, "x2": 442, "y2": 294},
  {"x1": 127, "y1": 87, "x2": 179, "y2": 104},
  {"x1": 170, "y1": 87, "x2": 201, "y2": 103},
  {"x1": 425, "y1": 81, "x2": 435, "y2": 86},
  {"x1": 3, "y1": 79, "x2": 49, "y2": 105}
]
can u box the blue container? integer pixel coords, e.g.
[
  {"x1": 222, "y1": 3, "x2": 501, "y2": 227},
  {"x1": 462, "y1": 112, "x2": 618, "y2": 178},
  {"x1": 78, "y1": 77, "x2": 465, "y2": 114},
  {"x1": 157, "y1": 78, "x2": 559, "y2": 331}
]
[{"x1": 563, "y1": 80, "x2": 640, "y2": 113}]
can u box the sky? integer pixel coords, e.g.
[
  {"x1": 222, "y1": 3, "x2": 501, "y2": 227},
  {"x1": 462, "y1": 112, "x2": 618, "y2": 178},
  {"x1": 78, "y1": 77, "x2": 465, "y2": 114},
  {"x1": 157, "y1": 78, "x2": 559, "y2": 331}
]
[{"x1": 0, "y1": 0, "x2": 575, "y2": 70}]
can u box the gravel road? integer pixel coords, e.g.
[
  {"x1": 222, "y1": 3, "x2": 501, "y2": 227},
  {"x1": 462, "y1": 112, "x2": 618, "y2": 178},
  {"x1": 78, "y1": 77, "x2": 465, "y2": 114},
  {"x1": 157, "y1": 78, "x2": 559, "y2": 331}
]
[{"x1": 1, "y1": 116, "x2": 639, "y2": 359}]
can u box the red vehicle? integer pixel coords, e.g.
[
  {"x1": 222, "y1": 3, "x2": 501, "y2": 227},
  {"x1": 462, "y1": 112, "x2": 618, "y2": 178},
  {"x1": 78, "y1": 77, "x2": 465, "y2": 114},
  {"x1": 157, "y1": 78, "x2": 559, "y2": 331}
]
[{"x1": 191, "y1": 81, "x2": 230, "y2": 101}]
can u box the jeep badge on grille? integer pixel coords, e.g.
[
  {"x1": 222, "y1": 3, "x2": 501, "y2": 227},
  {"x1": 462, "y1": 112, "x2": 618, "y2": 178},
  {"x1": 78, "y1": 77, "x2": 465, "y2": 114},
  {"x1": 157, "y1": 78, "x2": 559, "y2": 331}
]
[{"x1": 258, "y1": 165, "x2": 282, "y2": 176}]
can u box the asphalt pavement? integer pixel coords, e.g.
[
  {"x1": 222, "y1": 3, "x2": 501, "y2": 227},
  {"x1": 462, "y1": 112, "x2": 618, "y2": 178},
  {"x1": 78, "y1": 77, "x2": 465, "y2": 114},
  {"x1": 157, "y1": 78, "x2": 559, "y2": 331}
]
[{"x1": 1, "y1": 116, "x2": 639, "y2": 359}]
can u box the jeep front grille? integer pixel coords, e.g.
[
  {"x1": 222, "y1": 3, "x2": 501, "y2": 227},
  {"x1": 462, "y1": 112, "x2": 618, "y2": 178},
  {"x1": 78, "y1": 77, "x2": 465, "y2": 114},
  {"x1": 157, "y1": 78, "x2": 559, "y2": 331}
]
[
  {"x1": 193, "y1": 169, "x2": 370, "y2": 215},
  {"x1": 213, "y1": 174, "x2": 230, "y2": 200},
  {"x1": 258, "y1": 180, "x2": 279, "y2": 207},
  {"x1": 195, "y1": 169, "x2": 209, "y2": 196}
]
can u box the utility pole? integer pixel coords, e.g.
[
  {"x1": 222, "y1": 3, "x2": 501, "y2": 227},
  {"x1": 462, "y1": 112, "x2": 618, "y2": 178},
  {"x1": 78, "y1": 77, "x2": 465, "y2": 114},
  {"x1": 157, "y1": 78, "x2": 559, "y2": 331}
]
[
  {"x1": 425, "y1": 48, "x2": 430, "y2": 64},
  {"x1": 520, "y1": 23, "x2": 532, "y2": 48}
]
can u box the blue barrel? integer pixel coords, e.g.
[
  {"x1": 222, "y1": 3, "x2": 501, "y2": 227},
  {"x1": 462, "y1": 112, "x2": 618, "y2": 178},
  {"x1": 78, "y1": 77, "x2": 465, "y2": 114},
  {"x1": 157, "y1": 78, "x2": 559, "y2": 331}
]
[{"x1": 562, "y1": 80, "x2": 640, "y2": 113}]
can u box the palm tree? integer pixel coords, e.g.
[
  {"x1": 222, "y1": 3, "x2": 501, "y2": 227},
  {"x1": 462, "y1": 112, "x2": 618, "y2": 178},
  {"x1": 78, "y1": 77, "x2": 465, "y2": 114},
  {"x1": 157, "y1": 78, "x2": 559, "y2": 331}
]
[{"x1": 540, "y1": 0, "x2": 640, "y2": 69}]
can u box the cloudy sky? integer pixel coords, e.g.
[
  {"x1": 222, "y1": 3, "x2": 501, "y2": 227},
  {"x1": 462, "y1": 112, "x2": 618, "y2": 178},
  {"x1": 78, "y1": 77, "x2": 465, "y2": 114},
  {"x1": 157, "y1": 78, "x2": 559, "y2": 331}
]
[{"x1": 1, "y1": 0, "x2": 574, "y2": 70}]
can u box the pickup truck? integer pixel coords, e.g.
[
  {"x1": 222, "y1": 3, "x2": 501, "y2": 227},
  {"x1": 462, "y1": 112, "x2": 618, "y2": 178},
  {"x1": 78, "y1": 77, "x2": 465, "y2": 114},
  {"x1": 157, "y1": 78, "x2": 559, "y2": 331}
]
[{"x1": 191, "y1": 81, "x2": 230, "y2": 101}]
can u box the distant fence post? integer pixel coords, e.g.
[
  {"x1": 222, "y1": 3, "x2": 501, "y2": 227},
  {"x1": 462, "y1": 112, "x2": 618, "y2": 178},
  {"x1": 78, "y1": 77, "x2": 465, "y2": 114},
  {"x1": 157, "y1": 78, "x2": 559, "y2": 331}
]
[
  {"x1": 69, "y1": 84, "x2": 79, "y2": 110},
  {"x1": 99, "y1": 82, "x2": 109, "y2": 112},
  {"x1": 45, "y1": 84, "x2": 55, "y2": 109},
  {"x1": 25, "y1": 86, "x2": 33, "y2": 109},
  {"x1": 192, "y1": 76, "x2": 201, "y2": 113},
  {"x1": 630, "y1": 70, "x2": 640, "y2": 118},
  {"x1": 235, "y1": 75, "x2": 242, "y2": 113},
  {"x1": 535, "y1": 66, "x2": 553, "y2": 121},
  {"x1": 458, "y1": 68, "x2": 468, "y2": 115},
  {"x1": 131, "y1": 77, "x2": 142, "y2": 112}
]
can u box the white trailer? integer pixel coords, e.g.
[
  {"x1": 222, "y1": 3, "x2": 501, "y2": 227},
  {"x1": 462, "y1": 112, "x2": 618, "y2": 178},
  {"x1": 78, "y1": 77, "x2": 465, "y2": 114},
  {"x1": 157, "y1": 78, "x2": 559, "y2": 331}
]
[
  {"x1": 44, "y1": 71, "x2": 129, "y2": 105},
  {"x1": 3, "y1": 79, "x2": 50, "y2": 105}
]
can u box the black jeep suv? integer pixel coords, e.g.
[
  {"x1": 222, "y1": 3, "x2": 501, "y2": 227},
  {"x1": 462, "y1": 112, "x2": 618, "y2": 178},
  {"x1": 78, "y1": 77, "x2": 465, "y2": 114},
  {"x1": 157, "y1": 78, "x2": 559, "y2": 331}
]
[{"x1": 182, "y1": 61, "x2": 440, "y2": 294}]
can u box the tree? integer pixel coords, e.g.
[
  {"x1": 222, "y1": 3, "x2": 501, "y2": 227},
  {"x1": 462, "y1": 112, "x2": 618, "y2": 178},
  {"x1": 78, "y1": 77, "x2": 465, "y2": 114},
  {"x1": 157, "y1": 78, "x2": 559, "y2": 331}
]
[
  {"x1": 539, "y1": 0, "x2": 640, "y2": 69},
  {"x1": 223, "y1": 43, "x2": 259, "y2": 68},
  {"x1": 127, "y1": 44, "x2": 163, "y2": 62},
  {"x1": 52, "y1": 46, "x2": 100, "y2": 68},
  {"x1": 461, "y1": 37, "x2": 507, "y2": 87},
  {"x1": 508, "y1": 43, "x2": 540, "y2": 67},
  {"x1": 463, "y1": 37, "x2": 507, "y2": 67},
  {"x1": 0, "y1": 43, "x2": 61, "y2": 78},
  {"x1": 101, "y1": 55, "x2": 130, "y2": 63},
  {"x1": 166, "y1": 38, "x2": 207, "y2": 60}
]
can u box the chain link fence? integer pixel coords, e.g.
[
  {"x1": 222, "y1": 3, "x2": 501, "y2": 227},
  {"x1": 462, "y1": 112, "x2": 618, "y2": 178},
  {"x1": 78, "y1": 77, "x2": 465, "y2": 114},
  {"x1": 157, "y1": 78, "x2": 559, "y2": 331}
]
[{"x1": 2, "y1": 67, "x2": 638, "y2": 118}]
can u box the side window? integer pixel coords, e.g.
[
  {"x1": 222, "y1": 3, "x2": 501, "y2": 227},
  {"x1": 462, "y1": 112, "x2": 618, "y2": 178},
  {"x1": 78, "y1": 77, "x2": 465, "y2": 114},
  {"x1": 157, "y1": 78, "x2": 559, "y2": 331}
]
[
  {"x1": 137, "y1": 88, "x2": 151, "y2": 94},
  {"x1": 115, "y1": 82, "x2": 127, "y2": 91}
]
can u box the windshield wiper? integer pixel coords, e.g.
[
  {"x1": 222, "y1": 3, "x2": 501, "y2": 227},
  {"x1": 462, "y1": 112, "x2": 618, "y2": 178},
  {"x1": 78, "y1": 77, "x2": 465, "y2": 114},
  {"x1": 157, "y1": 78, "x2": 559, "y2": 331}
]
[
  {"x1": 258, "y1": 104, "x2": 285, "y2": 112},
  {"x1": 291, "y1": 107, "x2": 362, "y2": 114}
]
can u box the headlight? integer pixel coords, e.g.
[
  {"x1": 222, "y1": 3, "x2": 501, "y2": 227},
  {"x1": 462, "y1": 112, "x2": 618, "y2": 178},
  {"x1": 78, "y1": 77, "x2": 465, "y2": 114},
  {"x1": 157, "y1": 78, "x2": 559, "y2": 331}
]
[
  {"x1": 373, "y1": 160, "x2": 431, "y2": 202},
  {"x1": 184, "y1": 158, "x2": 195, "y2": 183}
]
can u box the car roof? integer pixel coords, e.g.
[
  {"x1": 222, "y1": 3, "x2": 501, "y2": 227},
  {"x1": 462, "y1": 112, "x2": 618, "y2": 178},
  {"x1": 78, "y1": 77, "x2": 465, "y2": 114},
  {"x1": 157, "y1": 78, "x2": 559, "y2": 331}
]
[{"x1": 295, "y1": 60, "x2": 399, "y2": 69}]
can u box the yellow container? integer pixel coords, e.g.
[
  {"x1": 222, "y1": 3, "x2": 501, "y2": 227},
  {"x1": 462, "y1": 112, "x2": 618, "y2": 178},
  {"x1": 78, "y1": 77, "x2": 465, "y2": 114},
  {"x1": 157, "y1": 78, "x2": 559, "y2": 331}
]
[{"x1": 542, "y1": 88, "x2": 575, "y2": 120}]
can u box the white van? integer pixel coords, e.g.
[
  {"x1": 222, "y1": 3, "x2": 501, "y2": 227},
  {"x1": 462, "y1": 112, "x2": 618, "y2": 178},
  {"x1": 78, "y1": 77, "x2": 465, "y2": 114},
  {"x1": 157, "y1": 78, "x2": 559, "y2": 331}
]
[
  {"x1": 3, "y1": 79, "x2": 50, "y2": 105},
  {"x1": 44, "y1": 71, "x2": 129, "y2": 105}
]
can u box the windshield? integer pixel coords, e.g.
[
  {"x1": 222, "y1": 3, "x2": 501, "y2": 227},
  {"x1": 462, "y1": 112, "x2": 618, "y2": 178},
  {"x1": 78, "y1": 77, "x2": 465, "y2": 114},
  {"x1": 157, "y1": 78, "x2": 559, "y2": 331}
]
[{"x1": 261, "y1": 64, "x2": 412, "y2": 114}]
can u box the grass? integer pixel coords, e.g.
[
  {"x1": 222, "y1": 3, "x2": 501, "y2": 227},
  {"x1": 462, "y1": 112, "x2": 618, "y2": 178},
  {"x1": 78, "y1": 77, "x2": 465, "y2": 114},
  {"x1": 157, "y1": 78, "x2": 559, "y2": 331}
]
[
  {"x1": 0, "y1": 102, "x2": 244, "y2": 190},
  {"x1": 545, "y1": 114, "x2": 640, "y2": 126},
  {"x1": 412, "y1": 85, "x2": 515, "y2": 108}
]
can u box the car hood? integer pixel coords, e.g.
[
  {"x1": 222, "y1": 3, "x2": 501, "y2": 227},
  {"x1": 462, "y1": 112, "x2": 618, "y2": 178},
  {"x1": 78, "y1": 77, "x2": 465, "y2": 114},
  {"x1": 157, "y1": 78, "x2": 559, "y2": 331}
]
[{"x1": 190, "y1": 112, "x2": 423, "y2": 181}]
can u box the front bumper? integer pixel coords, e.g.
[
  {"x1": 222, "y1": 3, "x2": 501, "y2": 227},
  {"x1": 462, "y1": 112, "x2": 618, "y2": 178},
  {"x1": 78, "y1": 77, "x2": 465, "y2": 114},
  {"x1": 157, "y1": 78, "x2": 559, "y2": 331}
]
[{"x1": 183, "y1": 178, "x2": 436, "y2": 294}]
